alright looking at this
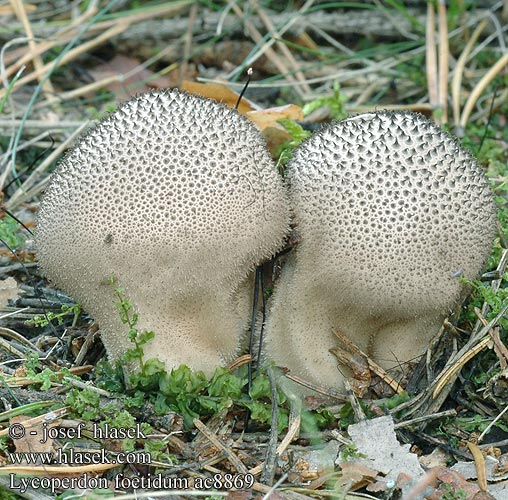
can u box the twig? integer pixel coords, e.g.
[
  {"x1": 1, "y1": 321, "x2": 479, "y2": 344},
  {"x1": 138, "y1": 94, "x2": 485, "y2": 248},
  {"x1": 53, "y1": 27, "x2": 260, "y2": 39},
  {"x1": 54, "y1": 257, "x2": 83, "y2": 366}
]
[
  {"x1": 393, "y1": 409, "x2": 457, "y2": 429},
  {"x1": 478, "y1": 404, "x2": 508, "y2": 443},
  {"x1": 260, "y1": 367, "x2": 279, "y2": 485},
  {"x1": 193, "y1": 418, "x2": 249, "y2": 474}
]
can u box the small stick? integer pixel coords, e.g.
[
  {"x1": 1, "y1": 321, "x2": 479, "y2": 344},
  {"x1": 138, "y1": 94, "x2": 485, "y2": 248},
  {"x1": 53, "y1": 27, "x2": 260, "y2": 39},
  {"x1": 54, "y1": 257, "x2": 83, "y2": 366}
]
[
  {"x1": 260, "y1": 367, "x2": 278, "y2": 485},
  {"x1": 193, "y1": 418, "x2": 249, "y2": 475},
  {"x1": 393, "y1": 409, "x2": 457, "y2": 429}
]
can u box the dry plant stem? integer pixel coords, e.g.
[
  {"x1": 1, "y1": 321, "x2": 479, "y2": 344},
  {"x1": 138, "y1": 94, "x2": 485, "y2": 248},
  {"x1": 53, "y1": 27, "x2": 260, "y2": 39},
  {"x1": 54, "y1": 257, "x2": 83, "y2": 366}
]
[
  {"x1": 249, "y1": 416, "x2": 301, "y2": 477},
  {"x1": 261, "y1": 367, "x2": 279, "y2": 485},
  {"x1": 0, "y1": 336, "x2": 28, "y2": 358},
  {"x1": 283, "y1": 373, "x2": 347, "y2": 401},
  {"x1": 35, "y1": 45, "x2": 178, "y2": 109},
  {"x1": 0, "y1": 326, "x2": 45, "y2": 355},
  {"x1": 345, "y1": 380, "x2": 366, "y2": 421},
  {"x1": 0, "y1": 407, "x2": 69, "y2": 438},
  {"x1": 437, "y1": 0, "x2": 449, "y2": 124},
  {"x1": 467, "y1": 442, "x2": 488, "y2": 491},
  {"x1": 225, "y1": 0, "x2": 317, "y2": 80},
  {"x1": 34, "y1": 75, "x2": 123, "y2": 109},
  {"x1": 460, "y1": 51, "x2": 508, "y2": 131},
  {"x1": 0, "y1": 0, "x2": 99, "y2": 82},
  {"x1": 253, "y1": 0, "x2": 312, "y2": 94},
  {"x1": 64, "y1": 377, "x2": 111, "y2": 397},
  {"x1": 426, "y1": 3, "x2": 439, "y2": 108},
  {"x1": 432, "y1": 303, "x2": 508, "y2": 399},
  {"x1": 73, "y1": 329, "x2": 98, "y2": 367},
  {"x1": 6, "y1": 121, "x2": 89, "y2": 210},
  {"x1": 475, "y1": 307, "x2": 508, "y2": 368},
  {"x1": 392, "y1": 409, "x2": 456, "y2": 429},
  {"x1": 229, "y1": 2, "x2": 304, "y2": 98},
  {"x1": 0, "y1": 22, "x2": 129, "y2": 99},
  {"x1": 0, "y1": 119, "x2": 84, "y2": 129},
  {"x1": 478, "y1": 404, "x2": 508, "y2": 444},
  {"x1": 451, "y1": 19, "x2": 488, "y2": 129},
  {"x1": 9, "y1": 0, "x2": 54, "y2": 98},
  {"x1": 179, "y1": 2, "x2": 198, "y2": 87},
  {"x1": 193, "y1": 418, "x2": 249, "y2": 474},
  {"x1": 333, "y1": 329, "x2": 404, "y2": 394},
  {"x1": 91, "y1": 0, "x2": 192, "y2": 32}
]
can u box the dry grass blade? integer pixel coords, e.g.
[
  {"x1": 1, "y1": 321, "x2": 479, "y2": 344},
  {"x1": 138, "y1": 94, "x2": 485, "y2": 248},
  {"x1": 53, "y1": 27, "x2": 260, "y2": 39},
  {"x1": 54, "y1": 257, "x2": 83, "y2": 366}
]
[
  {"x1": 451, "y1": 19, "x2": 488, "y2": 130},
  {"x1": 252, "y1": 0, "x2": 311, "y2": 94},
  {"x1": 426, "y1": 2, "x2": 438, "y2": 109},
  {"x1": 437, "y1": 0, "x2": 449, "y2": 123},
  {"x1": 460, "y1": 51, "x2": 508, "y2": 131},
  {"x1": 432, "y1": 303, "x2": 508, "y2": 399},
  {"x1": 0, "y1": 0, "x2": 100, "y2": 83},
  {"x1": 0, "y1": 22, "x2": 129, "y2": 99},
  {"x1": 229, "y1": 2, "x2": 304, "y2": 98},
  {"x1": 9, "y1": 0, "x2": 54, "y2": 98},
  {"x1": 6, "y1": 121, "x2": 89, "y2": 210},
  {"x1": 467, "y1": 442, "x2": 488, "y2": 491}
]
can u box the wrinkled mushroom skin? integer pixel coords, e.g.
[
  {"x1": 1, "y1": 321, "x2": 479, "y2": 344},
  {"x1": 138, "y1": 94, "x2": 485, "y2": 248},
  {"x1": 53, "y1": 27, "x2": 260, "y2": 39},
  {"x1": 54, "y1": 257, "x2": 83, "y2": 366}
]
[
  {"x1": 35, "y1": 90, "x2": 290, "y2": 375},
  {"x1": 267, "y1": 111, "x2": 497, "y2": 388}
]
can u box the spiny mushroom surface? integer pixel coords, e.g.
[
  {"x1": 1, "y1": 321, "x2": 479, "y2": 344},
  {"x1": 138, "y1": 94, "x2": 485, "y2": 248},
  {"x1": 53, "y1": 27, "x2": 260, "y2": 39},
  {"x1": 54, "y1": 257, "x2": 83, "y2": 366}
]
[
  {"x1": 35, "y1": 89, "x2": 290, "y2": 375},
  {"x1": 266, "y1": 111, "x2": 496, "y2": 389}
]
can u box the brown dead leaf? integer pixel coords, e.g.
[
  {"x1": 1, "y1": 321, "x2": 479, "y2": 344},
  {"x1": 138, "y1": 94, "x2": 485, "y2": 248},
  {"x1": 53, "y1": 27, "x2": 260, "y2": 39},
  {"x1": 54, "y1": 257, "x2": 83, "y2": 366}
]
[
  {"x1": 425, "y1": 467, "x2": 482, "y2": 499},
  {"x1": 227, "y1": 491, "x2": 252, "y2": 500},
  {"x1": 420, "y1": 447, "x2": 451, "y2": 469},
  {"x1": 246, "y1": 104, "x2": 304, "y2": 130},
  {"x1": 366, "y1": 480, "x2": 390, "y2": 492},
  {"x1": 10, "y1": 415, "x2": 59, "y2": 464},
  {"x1": 181, "y1": 81, "x2": 254, "y2": 114},
  {"x1": 336, "y1": 462, "x2": 379, "y2": 490}
]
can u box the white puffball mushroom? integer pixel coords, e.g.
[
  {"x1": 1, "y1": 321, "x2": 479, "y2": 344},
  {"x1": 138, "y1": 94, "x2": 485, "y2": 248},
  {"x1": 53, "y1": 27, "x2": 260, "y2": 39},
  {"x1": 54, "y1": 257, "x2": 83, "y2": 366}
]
[
  {"x1": 35, "y1": 89, "x2": 289, "y2": 375},
  {"x1": 266, "y1": 111, "x2": 497, "y2": 389}
]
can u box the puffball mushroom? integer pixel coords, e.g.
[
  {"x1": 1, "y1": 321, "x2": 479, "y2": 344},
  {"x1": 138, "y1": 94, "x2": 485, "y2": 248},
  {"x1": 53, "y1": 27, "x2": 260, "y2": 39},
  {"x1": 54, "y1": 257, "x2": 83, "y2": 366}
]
[
  {"x1": 266, "y1": 111, "x2": 496, "y2": 389},
  {"x1": 35, "y1": 89, "x2": 289, "y2": 375}
]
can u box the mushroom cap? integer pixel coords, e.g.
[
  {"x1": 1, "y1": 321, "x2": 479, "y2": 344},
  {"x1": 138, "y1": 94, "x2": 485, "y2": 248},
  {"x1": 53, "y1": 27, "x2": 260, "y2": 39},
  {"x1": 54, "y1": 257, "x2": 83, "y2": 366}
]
[
  {"x1": 288, "y1": 111, "x2": 496, "y2": 315},
  {"x1": 266, "y1": 111, "x2": 496, "y2": 388},
  {"x1": 35, "y1": 89, "x2": 289, "y2": 371}
]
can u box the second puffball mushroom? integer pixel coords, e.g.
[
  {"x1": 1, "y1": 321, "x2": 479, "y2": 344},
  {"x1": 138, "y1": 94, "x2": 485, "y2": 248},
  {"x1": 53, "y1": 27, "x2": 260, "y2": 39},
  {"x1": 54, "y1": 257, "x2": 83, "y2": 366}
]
[
  {"x1": 266, "y1": 111, "x2": 497, "y2": 389},
  {"x1": 35, "y1": 90, "x2": 289, "y2": 375}
]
